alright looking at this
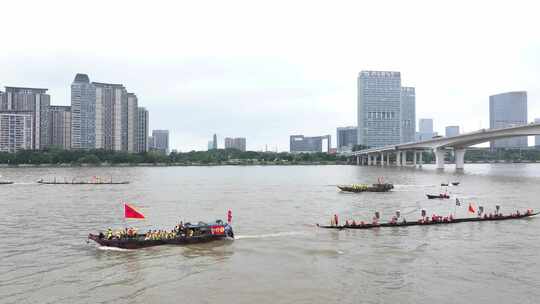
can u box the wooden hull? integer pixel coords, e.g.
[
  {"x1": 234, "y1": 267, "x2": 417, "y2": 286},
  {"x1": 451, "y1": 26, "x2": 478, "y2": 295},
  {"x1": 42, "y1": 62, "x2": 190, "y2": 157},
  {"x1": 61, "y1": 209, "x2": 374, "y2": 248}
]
[
  {"x1": 317, "y1": 212, "x2": 539, "y2": 230},
  {"x1": 426, "y1": 194, "x2": 450, "y2": 199},
  {"x1": 38, "y1": 181, "x2": 129, "y2": 185},
  {"x1": 338, "y1": 183, "x2": 394, "y2": 193},
  {"x1": 88, "y1": 233, "x2": 231, "y2": 249}
]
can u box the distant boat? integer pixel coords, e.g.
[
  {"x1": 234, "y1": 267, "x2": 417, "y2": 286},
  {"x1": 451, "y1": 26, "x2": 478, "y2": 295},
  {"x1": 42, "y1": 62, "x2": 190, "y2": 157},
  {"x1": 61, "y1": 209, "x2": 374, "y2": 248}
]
[
  {"x1": 451, "y1": 182, "x2": 460, "y2": 186},
  {"x1": 441, "y1": 183, "x2": 449, "y2": 186},
  {"x1": 0, "y1": 181, "x2": 14, "y2": 185},
  {"x1": 337, "y1": 183, "x2": 394, "y2": 193},
  {"x1": 37, "y1": 178, "x2": 129, "y2": 185},
  {"x1": 426, "y1": 193, "x2": 450, "y2": 199}
]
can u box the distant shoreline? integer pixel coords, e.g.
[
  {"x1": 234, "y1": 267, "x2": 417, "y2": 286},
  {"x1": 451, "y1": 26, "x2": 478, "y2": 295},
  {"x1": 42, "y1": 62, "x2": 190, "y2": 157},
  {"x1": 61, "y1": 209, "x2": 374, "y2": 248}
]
[
  {"x1": 0, "y1": 161, "x2": 348, "y2": 168},
  {"x1": 1, "y1": 160, "x2": 539, "y2": 168}
]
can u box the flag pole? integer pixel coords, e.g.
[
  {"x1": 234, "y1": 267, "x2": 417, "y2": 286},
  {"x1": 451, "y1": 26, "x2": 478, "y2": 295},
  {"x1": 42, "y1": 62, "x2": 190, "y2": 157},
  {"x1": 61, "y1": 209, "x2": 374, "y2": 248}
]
[{"x1": 123, "y1": 202, "x2": 127, "y2": 229}]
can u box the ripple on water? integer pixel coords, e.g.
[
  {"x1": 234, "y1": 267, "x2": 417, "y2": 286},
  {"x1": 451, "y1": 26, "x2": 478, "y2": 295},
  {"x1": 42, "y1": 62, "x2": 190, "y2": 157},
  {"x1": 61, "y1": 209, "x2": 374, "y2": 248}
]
[{"x1": 1, "y1": 165, "x2": 540, "y2": 304}]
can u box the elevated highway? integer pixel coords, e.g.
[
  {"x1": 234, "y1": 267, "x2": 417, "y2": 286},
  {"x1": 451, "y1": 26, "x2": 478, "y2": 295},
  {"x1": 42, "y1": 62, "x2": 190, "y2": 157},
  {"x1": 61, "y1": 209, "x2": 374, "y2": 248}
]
[{"x1": 352, "y1": 123, "x2": 540, "y2": 169}]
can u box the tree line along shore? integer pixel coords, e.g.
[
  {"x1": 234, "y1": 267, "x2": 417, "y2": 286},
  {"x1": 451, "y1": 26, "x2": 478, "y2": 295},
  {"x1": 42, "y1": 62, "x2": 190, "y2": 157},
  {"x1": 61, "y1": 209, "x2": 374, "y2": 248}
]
[
  {"x1": 0, "y1": 149, "x2": 347, "y2": 166},
  {"x1": 1, "y1": 147, "x2": 539, "y2": 167}
]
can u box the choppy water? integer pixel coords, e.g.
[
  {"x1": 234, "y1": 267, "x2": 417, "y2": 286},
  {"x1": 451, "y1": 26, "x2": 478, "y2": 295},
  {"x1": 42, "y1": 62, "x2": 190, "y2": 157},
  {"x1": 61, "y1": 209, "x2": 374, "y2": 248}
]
[{"x1": 1, "y1": 164, "x2": 539, "y2": 304}]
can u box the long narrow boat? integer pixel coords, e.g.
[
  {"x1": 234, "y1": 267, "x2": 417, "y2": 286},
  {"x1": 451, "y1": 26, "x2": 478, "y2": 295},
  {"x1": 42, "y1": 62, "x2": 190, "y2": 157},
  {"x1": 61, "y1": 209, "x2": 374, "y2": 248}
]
[
  {"x1": 0, "y1": 181, "x2": 14, "y2": 185},
  {"x1": 317, "y1": 212, "x2": 538, "y2": 230},
  {"x1": 88, "y1": 221, "x2": 234, "y2": 249},
  {"x1": 37, "y1": 180, "x2": 129, "y2": 185},
  {"x1": 426, "y1": 194, "x2": 450, "y2": 199},
  {"x1": 338, "y1": 183, "x2": 394, "y2": 193}
]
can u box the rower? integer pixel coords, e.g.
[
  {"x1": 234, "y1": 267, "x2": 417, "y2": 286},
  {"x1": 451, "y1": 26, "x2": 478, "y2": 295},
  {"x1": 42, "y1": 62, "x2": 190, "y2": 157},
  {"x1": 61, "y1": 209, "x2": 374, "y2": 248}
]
[
  {"x1": 495, "y1": 205, "x2": 501, "y2": 217},
  {"x1": 478, "y1": 206, "x2": 484, "y2": 218},
  {"x1": 421, "y1": 208, "x2": 427, "y2": 222},
  {"x1": 106, "y1": 228, "x2": 113, "y2": 240},
  {"x1": 390, "y1": 210, "x2": 400, "y2": 224},
  {"x1": 372, "y1": 211, "x2": 380, "y2": 225}
]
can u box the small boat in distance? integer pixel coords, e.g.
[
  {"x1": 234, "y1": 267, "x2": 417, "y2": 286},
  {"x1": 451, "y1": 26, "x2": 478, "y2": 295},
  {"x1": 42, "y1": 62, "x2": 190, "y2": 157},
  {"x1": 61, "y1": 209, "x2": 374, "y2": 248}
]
[
  {"x1": 426, "y1": 193, "x2": 450, "y2": 199},
  {"x1": 338, "y1": 183, "x2": 394, "y2": 193},
  {"x1": 37, "y1": 177, "x2": 129, "y2": 185},
  {"x1": 318, "y1": 210, "x2": 538, "y2": 230},
  {"x1": 0, "y1": 181, "x2": 14, "y2": 185},
  {"x1": 451, "y1": 182, "x2": 460, "y2": 186},
  {"x1": 441, "y1": 183, "x2": 449, "y2": 186}
]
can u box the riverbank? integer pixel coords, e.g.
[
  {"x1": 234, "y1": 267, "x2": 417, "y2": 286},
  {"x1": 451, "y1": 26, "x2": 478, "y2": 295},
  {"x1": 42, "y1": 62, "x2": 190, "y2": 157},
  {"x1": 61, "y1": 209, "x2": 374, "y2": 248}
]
[{"x1": 0, "y1": 160, "x2": 348, "y2": 168}]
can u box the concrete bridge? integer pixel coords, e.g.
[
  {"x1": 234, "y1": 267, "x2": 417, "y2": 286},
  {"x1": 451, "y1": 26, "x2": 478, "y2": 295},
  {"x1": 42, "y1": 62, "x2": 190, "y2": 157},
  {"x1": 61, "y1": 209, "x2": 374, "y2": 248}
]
[{"x1": 352, "y1": 123, "x2": 540, "y2": 170}]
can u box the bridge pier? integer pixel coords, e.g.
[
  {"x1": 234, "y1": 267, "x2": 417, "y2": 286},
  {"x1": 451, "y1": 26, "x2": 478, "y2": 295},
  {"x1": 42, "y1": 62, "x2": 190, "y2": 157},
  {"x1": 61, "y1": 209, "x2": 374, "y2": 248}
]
[
  {"x1": 386, "y1": 153, "x2": 390, "y2": 165},
  {"x1": 455, "y1": 148, "x2": 465, "y2": 170},
  {"x1": 396, "y1": 151, "x2": 401, "y2": 166},
  {"x1": 401, "y1": 151, "x2": 406, "y2": 166},
  {"x1": 380, "y1": 152, "x2": 384, "y2": 166},
  {"x1": 435, "y1": 149, "x2": 445, "y2": 169},
  {"x1": 413, "y1": 151, "x2": 417, "y2": 166}
]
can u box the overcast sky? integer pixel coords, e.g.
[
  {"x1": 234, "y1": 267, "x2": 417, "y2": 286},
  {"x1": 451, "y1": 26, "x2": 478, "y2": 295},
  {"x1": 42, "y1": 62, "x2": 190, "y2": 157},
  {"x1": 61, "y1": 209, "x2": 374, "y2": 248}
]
[{"x1": 1, "y1": 0, "x2": 539, "y2": 151}]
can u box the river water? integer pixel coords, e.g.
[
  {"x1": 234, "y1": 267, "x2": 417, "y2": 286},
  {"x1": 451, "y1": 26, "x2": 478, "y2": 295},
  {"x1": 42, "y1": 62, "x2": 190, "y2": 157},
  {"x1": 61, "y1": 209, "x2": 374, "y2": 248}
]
[{"x1": 1, "y1": 164, "x2": 539, "y2": 304}]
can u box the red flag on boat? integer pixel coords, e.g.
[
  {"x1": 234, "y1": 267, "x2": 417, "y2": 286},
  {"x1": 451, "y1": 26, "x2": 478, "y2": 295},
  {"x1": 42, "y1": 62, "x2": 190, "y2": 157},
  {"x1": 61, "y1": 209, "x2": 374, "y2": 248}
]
[
  {"x1": 227, "y1": 209, "x2": 232, "y2": 224},
  {"x1": 124, "y1": 203, "x2": 145, "y2": 219},
  {"x1": 468, "y1": 203, "x2": 476, "y2": 214}
]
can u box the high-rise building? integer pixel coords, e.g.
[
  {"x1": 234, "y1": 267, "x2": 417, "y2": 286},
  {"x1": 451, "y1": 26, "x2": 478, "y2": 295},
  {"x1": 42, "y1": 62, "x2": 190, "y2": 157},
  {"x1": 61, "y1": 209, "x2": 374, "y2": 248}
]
[
  {"x1": 290, "y1": 135, "x2": 331, "y2": 153},
  {"x1": 125, "y1": 93, "x2": 138, "y2": 152},
  {"x1": 48, "y1": 106, "x2": 71, "y2": 149},
  {"x1": 535, "y1": 118, "x2": 540, "y2": 148},
  {"x1": 357, "y1": 71, "x2": 402, "y2": 148},
  {"x1": 336, "y1": 126, "x2": 357, "y2": 152},
  {"x1": 224, "y1": 137, "x2": 246, "y2": 151},
  {"x1": 152, "y1": 130, "x2": 169, "y2": 154},
  {"x1": 0, "y1": 91, "x2": 4, "y2": 110},
  {"x1": 3, "y1": 87, "x2": 50, "y2": 149},
  {"x1": 445, "y1": 126, "x2": 460, "y2": 137},
  {"x1": 93, "y1": 82, "x2": 127, "y2": 151},
  {"x1": 417, "y1": 118, "x2": 435, "y2": 141},
  {"x1": 400, "y1": 87, "x2": 416, "y2": 143},
  {"x1": 137, "y1": 107, "x2": 149, "y2": 152},
  {"x1": 0, "y1": 112, "x2": 33, "y2": 152},
  {"x1": 212, "y1": 134, "x2": 218, "y2": 150},
  {"x1": 489, "y1": 91, "x2": 527, "y2": 149},
  {"x1": 71, "y1": 74, "x2": 96, "y2": 150}
]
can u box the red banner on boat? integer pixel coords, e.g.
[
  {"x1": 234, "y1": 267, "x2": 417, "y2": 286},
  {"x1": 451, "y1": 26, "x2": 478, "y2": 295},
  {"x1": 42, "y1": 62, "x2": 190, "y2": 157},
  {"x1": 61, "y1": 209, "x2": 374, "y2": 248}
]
[
  {"x1": 468, "y1": 203, "x2": 476, "y2": 214},
  {"x1": 211, "y1": 226, "x2": 225, "y2": 235},
  {"x1": 124, "y1": 203, "x2": 145, "y2": 219}
]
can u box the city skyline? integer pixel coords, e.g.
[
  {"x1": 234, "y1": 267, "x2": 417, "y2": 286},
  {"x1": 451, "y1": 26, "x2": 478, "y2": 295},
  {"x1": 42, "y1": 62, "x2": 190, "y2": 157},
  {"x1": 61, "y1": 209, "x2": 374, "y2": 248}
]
[{"x1": 1, "y1": 1, "x2": 540, "y2": 151}]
